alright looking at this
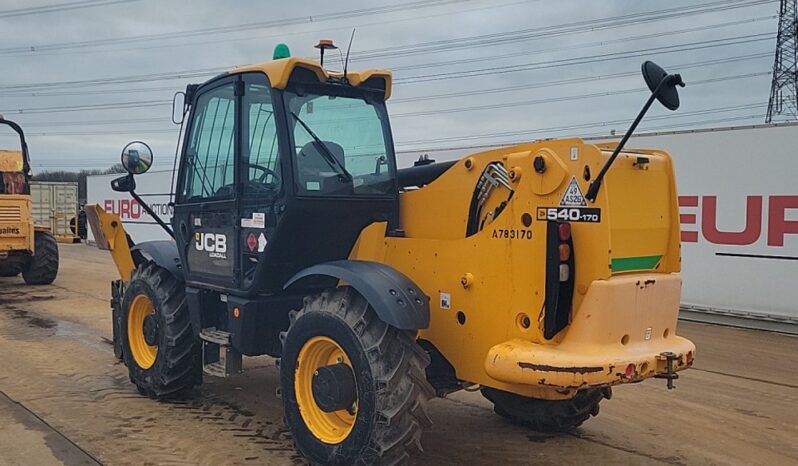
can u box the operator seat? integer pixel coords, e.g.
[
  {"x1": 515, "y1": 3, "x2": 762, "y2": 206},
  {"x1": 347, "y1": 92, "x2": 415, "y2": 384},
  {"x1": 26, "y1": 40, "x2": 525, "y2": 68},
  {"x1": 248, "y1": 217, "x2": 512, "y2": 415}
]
[{"x1": 296, "y1": 141, "x2": 348, "y2": 194}]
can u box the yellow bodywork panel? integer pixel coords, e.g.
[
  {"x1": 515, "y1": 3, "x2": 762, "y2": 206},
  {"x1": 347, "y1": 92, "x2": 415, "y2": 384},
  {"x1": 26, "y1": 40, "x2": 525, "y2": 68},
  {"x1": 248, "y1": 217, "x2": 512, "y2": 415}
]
[
  {"x1": 0, "y1": 150, "x2": 24, "y2": 172},
  {"x1": 232, "y1": 57, "x2": 392, "y2": 100},
  {"x1": 85, "y1": 204, "x2": 136, "y2": 281},
  {"x1": 351, "y1": 138, "x2": 691, "y2": 399},
  {"x1": 0, "y1": 194, "x2": 34, "y2": 254}
]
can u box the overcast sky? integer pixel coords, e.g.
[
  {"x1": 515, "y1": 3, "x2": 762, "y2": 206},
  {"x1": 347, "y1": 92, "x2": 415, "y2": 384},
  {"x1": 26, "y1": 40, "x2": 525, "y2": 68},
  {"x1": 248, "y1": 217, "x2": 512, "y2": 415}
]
[{"x1": 0, "y1": 0, "x2": 783, "y2": 172}]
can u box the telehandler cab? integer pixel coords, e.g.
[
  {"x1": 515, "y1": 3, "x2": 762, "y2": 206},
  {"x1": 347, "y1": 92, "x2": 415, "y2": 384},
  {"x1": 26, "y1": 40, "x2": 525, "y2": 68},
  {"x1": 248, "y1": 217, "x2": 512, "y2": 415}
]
[
  {"x1": 87, "y1": 44, "x2": 695, "y2": 465},
  {"x1": 0, "y1": 116, "x2": 59, "y2": 285}
]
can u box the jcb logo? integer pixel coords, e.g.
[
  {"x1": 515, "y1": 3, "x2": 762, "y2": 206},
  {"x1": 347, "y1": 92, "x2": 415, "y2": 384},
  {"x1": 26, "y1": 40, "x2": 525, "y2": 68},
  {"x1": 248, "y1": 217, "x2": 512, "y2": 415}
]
[{"x1": 195, "y1": 232, "x2": 227, "y2": 259}]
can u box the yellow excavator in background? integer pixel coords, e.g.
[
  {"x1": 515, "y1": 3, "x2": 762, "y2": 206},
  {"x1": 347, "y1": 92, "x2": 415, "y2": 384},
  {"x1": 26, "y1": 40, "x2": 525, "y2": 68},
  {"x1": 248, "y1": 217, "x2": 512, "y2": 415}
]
[
  {"x1": 0, "y1": 116, "x2": 59, "y2": 285},
  {"x1": 88, "y1": 43, "x2": 694, "y2": 465}
]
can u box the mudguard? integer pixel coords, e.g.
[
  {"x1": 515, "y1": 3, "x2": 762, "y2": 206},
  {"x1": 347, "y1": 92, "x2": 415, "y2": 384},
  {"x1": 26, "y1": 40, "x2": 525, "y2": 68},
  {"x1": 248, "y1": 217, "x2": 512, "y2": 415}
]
[
  {"x1": 131, "y1": 240, "x2": 184, "y2": 280},
  {"x1": 284, "y1": 260, "x2": 430, "y2": 330}
]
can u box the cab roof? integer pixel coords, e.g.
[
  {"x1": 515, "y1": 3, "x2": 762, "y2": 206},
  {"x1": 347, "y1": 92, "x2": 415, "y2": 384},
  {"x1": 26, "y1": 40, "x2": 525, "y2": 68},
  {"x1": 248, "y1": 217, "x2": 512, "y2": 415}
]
[
  {"x1": 230, "y1": 57, "x2": 393, "y2": 100},
  {"x1": 0, "y1": 150, "x2": 24, "y2": 173}
]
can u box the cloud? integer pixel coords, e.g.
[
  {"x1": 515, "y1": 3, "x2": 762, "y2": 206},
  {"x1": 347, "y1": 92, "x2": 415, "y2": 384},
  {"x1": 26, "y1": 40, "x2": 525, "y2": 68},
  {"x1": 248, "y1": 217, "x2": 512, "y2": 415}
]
[{"x1": 0, "y1": 0, "x2": 778, "y2": 172}]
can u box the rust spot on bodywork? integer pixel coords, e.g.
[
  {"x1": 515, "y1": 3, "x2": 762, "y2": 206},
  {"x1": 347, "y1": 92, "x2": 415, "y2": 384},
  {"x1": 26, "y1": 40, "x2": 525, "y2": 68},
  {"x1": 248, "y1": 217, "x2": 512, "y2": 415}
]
[{"x1": 518, "y1": 362, "x2": 603, "y2": 374}]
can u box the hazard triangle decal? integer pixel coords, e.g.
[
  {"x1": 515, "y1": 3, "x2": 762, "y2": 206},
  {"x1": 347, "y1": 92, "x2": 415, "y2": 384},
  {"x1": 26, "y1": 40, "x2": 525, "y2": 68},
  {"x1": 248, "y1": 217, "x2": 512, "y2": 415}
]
[{"x1": 560, "y1": 177, "x2": 587, "y2": 206}]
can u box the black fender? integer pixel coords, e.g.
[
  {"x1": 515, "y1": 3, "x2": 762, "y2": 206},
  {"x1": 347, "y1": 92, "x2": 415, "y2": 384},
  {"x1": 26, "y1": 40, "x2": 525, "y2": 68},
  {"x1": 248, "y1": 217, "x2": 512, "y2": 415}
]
[
  {"x1": 284, "y1": 260, "x2": 430, "y2": 330},
  {"x1": 131, "y1": 240, "x2": 184, "y2": 281}
]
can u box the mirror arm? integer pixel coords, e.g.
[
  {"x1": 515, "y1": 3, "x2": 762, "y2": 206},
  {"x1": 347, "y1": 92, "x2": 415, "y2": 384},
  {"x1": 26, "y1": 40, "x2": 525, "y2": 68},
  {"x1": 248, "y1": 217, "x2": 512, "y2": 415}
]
[
  {"x1": 129, "y1": 187, "x2": 175, "y2": 239},
  {"x1": 585, "y1": 75, "x2": 681, "y2": 203}
]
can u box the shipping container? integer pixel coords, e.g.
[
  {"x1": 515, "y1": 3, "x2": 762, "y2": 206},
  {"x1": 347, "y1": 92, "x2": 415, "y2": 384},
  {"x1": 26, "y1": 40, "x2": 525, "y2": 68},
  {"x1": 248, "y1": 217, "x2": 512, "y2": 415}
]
[{"x1": 30, "y1": 181, "x2": 79, "y2": 242}]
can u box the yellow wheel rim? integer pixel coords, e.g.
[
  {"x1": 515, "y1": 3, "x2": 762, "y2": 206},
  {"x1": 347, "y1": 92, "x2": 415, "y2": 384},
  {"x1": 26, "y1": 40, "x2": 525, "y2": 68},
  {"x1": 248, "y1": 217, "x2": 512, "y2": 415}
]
[
  {"x1": 295, "y1": 336, "x2": 358, "y2": 444},
  {"x1": 128, "y1": 294, "x2": 157, "y2": 369}
]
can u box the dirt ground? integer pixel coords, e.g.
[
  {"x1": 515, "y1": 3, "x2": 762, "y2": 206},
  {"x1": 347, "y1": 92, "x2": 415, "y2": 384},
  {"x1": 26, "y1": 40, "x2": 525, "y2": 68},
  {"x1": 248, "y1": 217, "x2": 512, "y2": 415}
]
[{"x1": 0, "y1": 244, "x2": 796, "y2": 466}]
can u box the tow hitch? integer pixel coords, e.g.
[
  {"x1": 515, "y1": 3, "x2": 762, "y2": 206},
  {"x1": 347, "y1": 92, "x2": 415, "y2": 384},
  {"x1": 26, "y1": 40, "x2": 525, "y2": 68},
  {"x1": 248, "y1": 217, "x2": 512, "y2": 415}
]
[{"x1": 655, "y1": 352, "x2": 679, "y2": 389}]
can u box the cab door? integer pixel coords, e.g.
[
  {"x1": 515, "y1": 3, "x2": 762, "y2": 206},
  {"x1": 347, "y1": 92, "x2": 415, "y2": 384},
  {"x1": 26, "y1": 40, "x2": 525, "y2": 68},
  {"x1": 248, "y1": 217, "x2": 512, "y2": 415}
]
[{"x1": 173, "y1": 76, "x2": 241, "y2": 290}]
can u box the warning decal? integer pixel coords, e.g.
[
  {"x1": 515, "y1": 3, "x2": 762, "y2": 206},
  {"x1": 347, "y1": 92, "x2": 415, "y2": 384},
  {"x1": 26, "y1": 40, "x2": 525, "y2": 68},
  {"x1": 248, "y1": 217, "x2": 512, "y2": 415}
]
[{"x1": 560, "y1": 177, "x2": 587, "y2": 206}]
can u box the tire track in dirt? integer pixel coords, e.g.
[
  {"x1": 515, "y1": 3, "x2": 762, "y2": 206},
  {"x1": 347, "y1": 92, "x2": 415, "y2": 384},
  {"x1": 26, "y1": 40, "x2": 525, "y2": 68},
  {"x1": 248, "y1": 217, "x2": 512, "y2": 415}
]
[{"x1": 0, "y1": 295, "x2": 302, "y2": 466}]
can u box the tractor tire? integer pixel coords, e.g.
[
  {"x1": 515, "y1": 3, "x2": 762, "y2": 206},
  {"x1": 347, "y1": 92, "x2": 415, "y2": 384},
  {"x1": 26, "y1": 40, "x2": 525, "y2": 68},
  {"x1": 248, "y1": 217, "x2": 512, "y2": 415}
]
[
  {"x1": 0, "y1": 266, "x2": 21, "y2": 277},
  {"x1": 121, "y1": 261, "x2": 201, "y2": 399},
  {"x1": 280, "y1": 287, "x2": 434, "y2": 466},
  {"x1": 481, "y1": 387, "x2": 610, "y2": 432},
  {"x1": 22, "y1": 231, "x2": 59, "y2": 285}
]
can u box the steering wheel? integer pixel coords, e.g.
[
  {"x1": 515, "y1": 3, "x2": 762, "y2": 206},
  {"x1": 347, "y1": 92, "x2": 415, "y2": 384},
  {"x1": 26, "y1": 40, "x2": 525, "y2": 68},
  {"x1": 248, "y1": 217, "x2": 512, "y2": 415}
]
[{"x1": 248, "y1": 163, "x2": 280, "y2": 191}]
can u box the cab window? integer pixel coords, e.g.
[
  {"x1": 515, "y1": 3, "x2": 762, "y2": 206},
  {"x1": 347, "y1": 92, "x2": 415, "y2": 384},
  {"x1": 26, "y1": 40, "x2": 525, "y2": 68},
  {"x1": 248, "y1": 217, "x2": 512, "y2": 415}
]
[
  {"x1": 182, "y1": 82, "x2": 236, "y2": 200},
  {"x1": 284, "y1": 88, "x2": 394, "y2": 196},
  {"x1": 244, "y1": 81, "x2": 281, "y2": 195}
]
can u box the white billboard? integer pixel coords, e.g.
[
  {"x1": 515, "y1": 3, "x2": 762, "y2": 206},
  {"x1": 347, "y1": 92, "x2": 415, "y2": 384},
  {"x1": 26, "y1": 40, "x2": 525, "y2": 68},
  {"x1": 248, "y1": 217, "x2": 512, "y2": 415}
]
[
  {"x1": 590, "y1": 123, "x2": 798, "y2": 328},
  {"x1": 86, "y1": 169, "x2": 174, "y2": 244}
]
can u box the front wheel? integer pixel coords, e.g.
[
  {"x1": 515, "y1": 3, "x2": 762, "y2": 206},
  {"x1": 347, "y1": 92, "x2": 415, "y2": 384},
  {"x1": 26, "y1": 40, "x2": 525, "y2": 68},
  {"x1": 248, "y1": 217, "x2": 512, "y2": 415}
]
[
  {"x1": 481, "y1": 387, "x2": 610, "y2": 432},
  {"x1": 22, "y1": 231, "x2": 58, "y2": 285},
  {"x1": 280, "y1": 288, "x2": 434, "y2": 465},
  {"x1": 121, "y1": 261, "x2": 201, "y2": 398}
]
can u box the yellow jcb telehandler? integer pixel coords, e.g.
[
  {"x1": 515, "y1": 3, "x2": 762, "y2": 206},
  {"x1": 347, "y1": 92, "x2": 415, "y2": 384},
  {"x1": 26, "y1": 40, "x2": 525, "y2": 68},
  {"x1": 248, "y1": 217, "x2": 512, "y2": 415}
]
[
  {"x1": 87, "y1": 44, "x2": 694, "y2": 465},
  {"x1": 0, "y1": 116, "x2": 59, "y2": 285}
]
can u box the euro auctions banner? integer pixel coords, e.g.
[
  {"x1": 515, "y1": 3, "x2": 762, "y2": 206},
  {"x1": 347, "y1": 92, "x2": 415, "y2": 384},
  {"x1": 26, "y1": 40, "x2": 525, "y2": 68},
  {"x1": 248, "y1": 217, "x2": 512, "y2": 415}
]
[
  {"x1": 89, "y1": 123, "x2": 798, "y2": 328},
  {"x1": 86, "y1": 169, "x2": 174, "y2": 244},
  {"x1": 595, "y1": 123, "x2": 798, "y2": 325}
]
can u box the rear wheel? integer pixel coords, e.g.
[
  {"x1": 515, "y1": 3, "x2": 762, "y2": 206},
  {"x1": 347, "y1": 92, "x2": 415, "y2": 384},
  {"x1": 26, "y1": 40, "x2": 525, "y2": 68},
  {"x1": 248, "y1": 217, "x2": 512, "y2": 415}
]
[
  {"x1": 22, "y1": 231, "x2": 58, "y2": 285},
  {"x1": 280, "y1": 288, "x2": 433, "y2": 465},
  {"x1": 121, "y1": 261, "x2": 201, "y2": 398},
  {"x1": 481, "y1": 387, "x2": 610, "y2": 432},
  {"x1": 0, "y1": 265, "x2": 21, "y2": 277}
]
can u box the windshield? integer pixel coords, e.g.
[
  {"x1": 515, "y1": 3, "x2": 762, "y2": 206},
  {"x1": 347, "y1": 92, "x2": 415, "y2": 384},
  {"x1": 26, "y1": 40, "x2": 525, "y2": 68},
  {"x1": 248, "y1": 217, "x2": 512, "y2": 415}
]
[
  {"x1": 284, "y1": 87, "x2": 395, "y2": 196},
  {"x1": 0, "y1": 122, "x2": 29, "y2": 195}
]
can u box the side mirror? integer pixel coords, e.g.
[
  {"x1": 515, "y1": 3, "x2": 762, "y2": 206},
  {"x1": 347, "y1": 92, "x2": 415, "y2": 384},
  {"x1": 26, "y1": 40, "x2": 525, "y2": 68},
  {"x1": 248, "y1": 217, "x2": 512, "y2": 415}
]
[
  {"x1": 121, "y1": 141, "x2": 153, "y2": 175},
  {"x1": 172, "y1": 91, "x2": 186, "y2": 125},
  {"x1": 111, "y1": 174, "x2": 135, "y2": 192},
  {"x1": 642, "y1": 61, "x2": 685, "y2": 111}
]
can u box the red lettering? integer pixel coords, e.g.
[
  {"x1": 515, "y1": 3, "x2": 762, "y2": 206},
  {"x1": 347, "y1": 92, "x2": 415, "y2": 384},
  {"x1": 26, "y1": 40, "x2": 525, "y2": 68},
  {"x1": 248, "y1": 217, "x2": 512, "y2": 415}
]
[
  {"x1": 678, "y1": 196, "x2": 698, "y2": 207},
  {"x1": 767, "y1": 196, "x2": 798, "y2": 247},
  {"x1": 702, "y1": 196, "x2": 762, "y2": 245},
  {"x1": 681, "y1": 231, "x2": 698, "y2": 243},
  {"x1": 104, "y1": 200, "x2": 113, "y2": 213},
  {"x1": 130, "y1": 200, "x2": 141, "y2": 219},
  {"x1": 120, "y1": 200, "x2": 130, "y2": 218},
  {"x1": 678, "y1": 196, "x2": 699, "y2": 243}
]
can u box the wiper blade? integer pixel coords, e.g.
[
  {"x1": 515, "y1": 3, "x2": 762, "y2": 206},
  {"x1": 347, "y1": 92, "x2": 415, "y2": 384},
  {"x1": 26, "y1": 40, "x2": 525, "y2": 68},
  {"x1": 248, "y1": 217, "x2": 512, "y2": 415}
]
[{"x1": 291, "y1": 111, "x2": 353, "y2": 182}]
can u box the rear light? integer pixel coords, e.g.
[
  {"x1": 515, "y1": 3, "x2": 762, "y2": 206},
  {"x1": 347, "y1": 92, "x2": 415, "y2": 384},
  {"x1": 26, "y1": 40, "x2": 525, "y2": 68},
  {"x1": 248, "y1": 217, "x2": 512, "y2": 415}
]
[
  {"x1": 558, "y1": 223, "x2": 571, "y2": 241},
  {"x1": 625, "y1": 363, "x2": 636, "y2": 378},
  {"x1": 558, "y1": 243, "x2": 571, "y2": 261},
  {"x1": 543, "y1": 221, "x2": 575, "y2": 339},
  {"x1": 559, "y1": 264, "x2": 570, "y2": 281}
]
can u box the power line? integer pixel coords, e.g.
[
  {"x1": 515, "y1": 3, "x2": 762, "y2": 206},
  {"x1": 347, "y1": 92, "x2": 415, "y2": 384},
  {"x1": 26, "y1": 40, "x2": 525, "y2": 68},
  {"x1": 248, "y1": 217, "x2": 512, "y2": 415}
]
[
  {"x1": 6, "y1": 12, "x2": 740, "y2": 96},
  {"x1": 395, "y1": 113, "x2": 768, "y2": 158},
  {"x1": 394, "y1": 33, "x2": 775, "y2": 84},
  {"x1": 0, "y1": 100, "x2": 169, "y2": 115},
  {"x1": 0, "y1": 0, "x2": 537, "y2": 59},
  {"x1": 350, "y1": 0, "x2": 776, "y2": 62},
  {"x1": 388, "y1": 15, "x2": 775, "y2": 73},
  {"x1": 0, "y1": 0, "x2": 467, "y2": 55},
  {"x1": 0, "y1": 0, "x2": 137, "y2": 18},
  {"x1": 391, "y1": 72, "x2": 770, "y2": 118},
  {"x1": 394, "y1": 103, "x2": 766, "y2": 148},
  {"x1": 13, "y1": 70, "x2": 768, "y2": 129},
  {"x1": 0, "y1": 31, "x2": 774, "y2": 98},
  {"x1": 392, "y1": 53, "x2": 773, "y2": 103},
  {"x1": 0, "y1": 53, "x2": 770, "y2": 120}
]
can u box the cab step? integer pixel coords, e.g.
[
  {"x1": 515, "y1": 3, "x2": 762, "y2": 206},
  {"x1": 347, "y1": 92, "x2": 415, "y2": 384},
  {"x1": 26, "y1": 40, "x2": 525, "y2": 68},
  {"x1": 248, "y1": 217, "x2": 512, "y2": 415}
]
[{"x1": 199, "y1": 328, "x2": 242, "y2": 378}]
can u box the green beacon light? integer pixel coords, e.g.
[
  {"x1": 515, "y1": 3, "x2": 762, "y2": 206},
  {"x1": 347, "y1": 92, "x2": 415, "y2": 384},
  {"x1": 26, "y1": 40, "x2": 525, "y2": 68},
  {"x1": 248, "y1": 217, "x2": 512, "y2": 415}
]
[{"x1": 273, "y1": 43, "x2": 291, "y2": 60}]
